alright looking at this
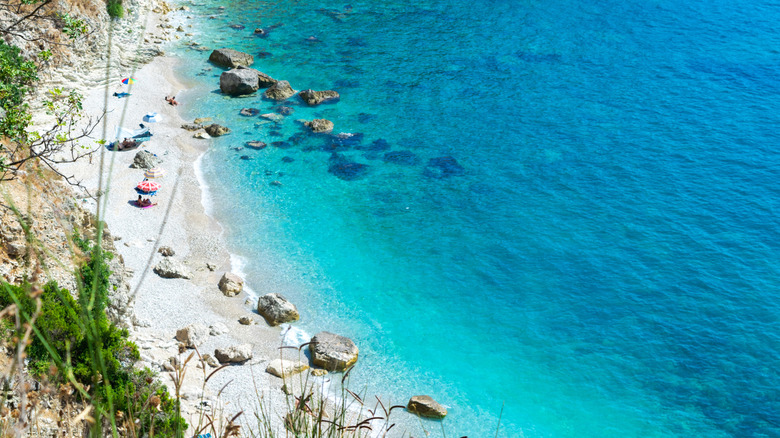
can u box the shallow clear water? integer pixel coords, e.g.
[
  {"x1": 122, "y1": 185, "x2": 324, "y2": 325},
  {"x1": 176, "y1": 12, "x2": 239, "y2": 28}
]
[{"x1": 170, "y1": 0, "x2": 780, "y2": 436}]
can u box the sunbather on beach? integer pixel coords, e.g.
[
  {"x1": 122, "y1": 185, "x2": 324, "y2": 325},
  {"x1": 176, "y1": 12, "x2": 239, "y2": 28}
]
[
  {"x1": 165, "y1": 95, "x2": 179, "y2": 106},
  {"x1": 118, "y1": 138, "x2": 137, "y2": 151}
]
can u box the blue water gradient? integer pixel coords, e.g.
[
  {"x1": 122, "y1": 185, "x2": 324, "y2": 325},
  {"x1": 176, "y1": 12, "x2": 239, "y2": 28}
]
[{"x1": 169, "y1": 0, "x2": 780, "y2": 436}]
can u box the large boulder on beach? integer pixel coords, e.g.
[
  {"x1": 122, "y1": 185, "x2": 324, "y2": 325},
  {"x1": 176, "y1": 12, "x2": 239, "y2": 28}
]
[
  {"x1": 153, "y1": 258, "x2": 193, "y2": 279},
  {"x1": 176, "y1": 323, "x2": 209, "y2": 348},
  {"x1": 299, "y1": 89, "x2": 340, "y2": 106},
  {"x1": 266, "y1": 359, "x2": 309, "y2": 378},
  {"x1": 304, "y1": 119, "x2": 334, "y2": 133},
  {"x1": 310, "y1": 332, "x2": 358, "y2": 372},
  {"x1": 130, "y1": 150, "x2": 161, "y2": 169},
  {"x1": 205, "y1": 124, "x2": 231, "y2": 137},
  {"x1": 407, "y1": 395, "x2": 447, "y2": 419},
  {"x1": 220, "y1": 68, "x2": 259, "y2": 96},
  {"x1": 209, "y1": 48, "x2": 254, "y2": 68},
  {"x1": 214, "y1": 344, "x2": 253, "y2": 363},
  {"x1": 264, "y1": 80, "x2": 295, "y2": 101},
  {"x1": 256, "y1": 293, "x2": 299, "y2": 326},
  {"x1": 218, "y1": 272, "x2": 244, "y2": 296}
]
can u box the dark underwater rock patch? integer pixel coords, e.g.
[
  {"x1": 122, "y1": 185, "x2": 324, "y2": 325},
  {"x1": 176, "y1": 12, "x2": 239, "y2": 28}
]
[
  {"x1": 328, "y1": 154, "x2": 369, "y2": 181},
  {"x1": 272, "y1": 141, "x2": 292, "y2": 149},
  {"x1": 356, "y1": 139, "x2": 389, "y2": 151},
  {"x1": 383, "y1": 150, "x2": 419, "y2": 166},
  {"x1": 357, "y1": 113, "x2": 376, "y2": 123},
  {"x1": 281, "y1": 156, "x2": 295, "y2": 163},
  {"x1": 423, "y1": 156, "x2": 464, "y2": 178}
]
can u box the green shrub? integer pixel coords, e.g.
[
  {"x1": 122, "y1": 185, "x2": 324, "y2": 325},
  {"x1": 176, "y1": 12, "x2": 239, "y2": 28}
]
[
  {"x1": 0, "y1": 238, "x2": 184, "y2": 436},
  {"x1": 106, "y1": 0, "x2": 124, "y2": 18},
  {"x1": 0, "y1": 41, "x2": 38, "y2": 140}
]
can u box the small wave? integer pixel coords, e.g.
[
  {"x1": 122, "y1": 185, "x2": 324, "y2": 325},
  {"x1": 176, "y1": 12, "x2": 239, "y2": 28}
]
[
  {"x1": 279, "y1": 323, "x2": 311, "y2": 347},
  {"x1": 193, "y1": 152, "x2": 212, "y2": 216},
  {"x1": 230, "y1": 253, "x2": 257, "y2": 298}
]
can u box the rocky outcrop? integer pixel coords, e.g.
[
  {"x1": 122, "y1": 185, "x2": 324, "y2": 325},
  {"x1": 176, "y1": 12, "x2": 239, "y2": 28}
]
[
  {"x1": 158, "y1": 246, "x2": 175, "y2": 257},
  {"x1": 176, "y1": 323, "x2": 209, "y2": 348},
  {"x1": 181, "y1": 123, "x2": 203, "y2": 131},
  {"x1": 246, "y1": 141, "x2": 267, "y2": 150},
  {"x1": 257, "y1": 71, "x2": 277, "y2": 88},
  {"x1": 205, "y1": 124, "x2": 230, "y2": 137},
  {"x1": 304, "y1": 119, "x2": 334, "y2": 133},
  {"x1": 214, "y1": 344, "x2": 253, "y2": 363},
  {"x1": 209, "y1": 48, "x2": 254, "y2": 68},
  {"x1": 220, "y1": 68, "x2": 259, "y2": 96},
  {"x1": 310, "y1": 332, "x2": 358, "y2": 372},
  {"x1": 131, "y1": 150, "x2": 161, "y2": 169},
  {"x1": 266, "y1": 359, "x2": 309, "y2": 378},
  {"x1": 407, "y1": 395, "x2": 447, "y2": 419},
  {"x1": 153, "y1": 258, "x2": 193, "y2": 279},
  {"x1": 218, "y1": 272, "x2": 244, "y2": 296},
  {"x1": 256, "y1": 293, "x2": 300, "y2": 326},
  {"x1": 264, "y1": 80, "x2": 295, "y2": 101},
  {"x1": 239, "y1": 108, "x2": 260, "y2": 117},
  {"x1": 299, "y1": 89, "x2": 340, "y2": 106}
]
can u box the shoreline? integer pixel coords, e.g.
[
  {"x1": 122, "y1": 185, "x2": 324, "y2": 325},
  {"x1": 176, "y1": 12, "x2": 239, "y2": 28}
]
[
  {"x1": 45, "y1": 2, "x2": 427, "y2": 435},
  {"x1": 55, "y1": 50, "x2": 299, "y2": 433}
]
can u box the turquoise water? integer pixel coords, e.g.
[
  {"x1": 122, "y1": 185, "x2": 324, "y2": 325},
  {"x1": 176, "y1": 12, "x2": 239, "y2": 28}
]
[{"x1": 171, "y1": 0, "x2": 780, "y2": 436}]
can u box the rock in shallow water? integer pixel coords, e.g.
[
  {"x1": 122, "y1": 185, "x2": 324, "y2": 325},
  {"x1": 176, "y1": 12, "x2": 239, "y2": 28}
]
[
  {"x1": 299, "y1": 89, "x2": 340, "y2": 106},
  {"x1": 220, "y1": 68, "x2": 259, "y2": 96},
  {"x1": 304, "y1": 118, "x2": 334, "y2": 133},
  {"x1": 264, "y1": 80, "x2": 295, "y2": 101},
  {"x1": 310, "y1": 331, "x2": 358, "y2": 372},
  {"x1": 407, "y1": 395, "x2": 447, "y2": 419},
  {"x1": 209, "y1": 48, "x2": 254, "y2": 68},
  {"x1": 257, "y1": 293, "x2": 299, "y2": 326},
  {"x1": 205, "y1": 124, "x2": 230, "y2": 137}
]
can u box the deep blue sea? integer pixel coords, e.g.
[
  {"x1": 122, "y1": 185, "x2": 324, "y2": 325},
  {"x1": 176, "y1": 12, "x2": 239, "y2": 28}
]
[{"x1": 169, "y1": 0, "x2": 780, "y2": 436}]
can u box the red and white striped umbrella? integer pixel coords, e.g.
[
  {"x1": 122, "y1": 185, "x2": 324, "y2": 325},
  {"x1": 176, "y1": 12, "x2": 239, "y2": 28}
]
[{"x1": 136, "y1": 180, "x2": 161, "y2": 193}]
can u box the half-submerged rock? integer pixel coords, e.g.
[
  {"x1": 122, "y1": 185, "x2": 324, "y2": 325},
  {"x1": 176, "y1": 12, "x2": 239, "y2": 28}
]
[
  {"x1": 209, "y1": 48, "x2": 254, "y2": 68},
  {"x1": 299, "y1": 89, "x2": 340, "y2": 106},
  {"x1": 264, "y1": 80, "x2": 295, "y2": 101},
  {"x1": 310, "y1": 331, "x2": 358, "y2": 372},
  {"x1": 220, "y1": 67, "x2": 259, "y2": 96},
  {"x1": 176, "y1": 323, "x2": 209, "y2": 348},
  {"x1": 266, "y1": 359, "x2": 309, "y2": 378},
  {"x1": 214, "y1": 344, "x2": 253, "y2": 363},
  {"x1": 407, "y1": 395, "x2": 447, "y2": 419},
  {"x1": 256, "y1": 293, "x2": 299, "y2": 326},
  {"x1": 218, "y1": 272, "x2": 244, "y2": 297},
  {"x1": 205, "y1": 124, "x2": 230, "y2": 137},
  {"x1": 153, "y1": 258, "x2": 193, "y2": 279},
  {"x1": 304, "y1": 119, "x2": 334, "y2": 133}
]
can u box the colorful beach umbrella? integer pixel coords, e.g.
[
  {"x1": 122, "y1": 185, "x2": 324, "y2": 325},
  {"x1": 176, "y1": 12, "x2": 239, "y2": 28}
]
[
  {"x1": 136, "y1": 180, "x2": 160, "y2": 193},
  {"x1": 121, "y1": 77, "x2": 135, "y2": 85},
  {"x1": 144, "y1": 167, "x2": 166, "y2": 179}
]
